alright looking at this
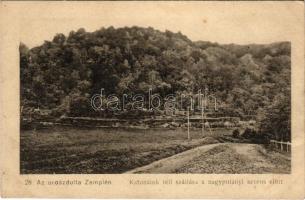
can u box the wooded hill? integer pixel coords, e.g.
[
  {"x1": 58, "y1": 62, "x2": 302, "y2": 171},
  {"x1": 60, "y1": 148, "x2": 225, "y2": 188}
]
[{"x1": 20, "y1": 26, "x2": 291, "y2": 140}]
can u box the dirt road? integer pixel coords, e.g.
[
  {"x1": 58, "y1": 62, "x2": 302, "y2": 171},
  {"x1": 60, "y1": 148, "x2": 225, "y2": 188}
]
[{"x1": 125, "y1": 143, "x2": 290, "y2": 174}]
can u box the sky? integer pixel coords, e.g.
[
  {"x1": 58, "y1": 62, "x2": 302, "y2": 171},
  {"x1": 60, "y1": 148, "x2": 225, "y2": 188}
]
[{"x1": 7, "y1": 1, "x2": 302, "y2": 48}]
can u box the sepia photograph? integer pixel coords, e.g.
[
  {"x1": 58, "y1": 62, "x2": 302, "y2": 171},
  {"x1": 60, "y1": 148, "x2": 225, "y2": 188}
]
[
  {"x1": 0, "y1": 1, "x2": 304, "y2": 198},
  {"x1": 19, "y1": 22, "x2": 291, "y2": 174}
]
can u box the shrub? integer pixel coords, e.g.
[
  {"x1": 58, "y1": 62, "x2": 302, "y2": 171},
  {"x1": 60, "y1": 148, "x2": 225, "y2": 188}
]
[
  {"x1": 232, "y1": 129, "x2": 240, "y2": 138},
  {"x1": 242, "y1": 127, "x2": 256, "y2": 139},
  {"x1": 241, "y1": 127, "x2": 269, "y2": 144}
]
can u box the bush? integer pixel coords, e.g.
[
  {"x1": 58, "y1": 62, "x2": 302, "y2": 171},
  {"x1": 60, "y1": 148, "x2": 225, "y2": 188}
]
[
  {"x1": 241, "y1": 127, "x2": 270, "y2": 144},
  {"x1": 232, "y1": 129, "x2": 240, "y2": 138},
  {"x1": 242, "y1": 127, "x2": 256, "y2": 139}
]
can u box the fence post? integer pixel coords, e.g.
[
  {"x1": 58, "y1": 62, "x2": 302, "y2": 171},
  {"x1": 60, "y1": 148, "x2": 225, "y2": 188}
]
[{"x1": 271, "y1": 140, "x2": 291, "y2": 152}]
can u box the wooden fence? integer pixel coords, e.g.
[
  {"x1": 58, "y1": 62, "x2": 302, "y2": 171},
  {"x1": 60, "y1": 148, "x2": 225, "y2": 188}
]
[{"x1": 270, "y1": 140, "x2": 291, "y2": 152}]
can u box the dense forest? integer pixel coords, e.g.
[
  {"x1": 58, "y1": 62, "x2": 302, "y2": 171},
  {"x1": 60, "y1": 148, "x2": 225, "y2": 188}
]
[{"x1": 20, "y1": 26, "x2": 291, "y2": 141}]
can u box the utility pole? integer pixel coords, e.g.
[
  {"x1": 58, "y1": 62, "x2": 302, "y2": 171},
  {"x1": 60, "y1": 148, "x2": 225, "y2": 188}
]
[
  {"x1": 201, "y1": 96, "x2": 204, "y2": 135},
  {"x1": 187, "y1": 107, "x2": 190, "y2": 140},
  {"x1": 202, "y1": 87, "x2": 208, "y2": 136}
]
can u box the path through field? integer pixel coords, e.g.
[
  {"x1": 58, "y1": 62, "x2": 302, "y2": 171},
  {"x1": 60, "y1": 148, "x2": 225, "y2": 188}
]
[{"x1": 126, "y1": 143, "x2": 291, "y2": 174}]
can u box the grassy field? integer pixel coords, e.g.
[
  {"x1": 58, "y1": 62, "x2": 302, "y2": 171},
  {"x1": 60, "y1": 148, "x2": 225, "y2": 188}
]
[{"x1": 21, "y1": 126, "x2": 230, "y2": 174}]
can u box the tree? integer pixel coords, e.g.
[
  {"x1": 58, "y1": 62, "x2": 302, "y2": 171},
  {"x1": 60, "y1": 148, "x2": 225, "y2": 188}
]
[
  {"x1": 19, "y1": 27, "x2": 291, "y2": 123},
  {"x1": 259, "y1": 91, "x2": 291, "y2": 141}
]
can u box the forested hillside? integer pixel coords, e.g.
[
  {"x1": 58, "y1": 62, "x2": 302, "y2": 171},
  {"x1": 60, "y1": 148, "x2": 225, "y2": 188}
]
[{"x1": 20, "y1": 26, "x2": 291, "y2": 140}]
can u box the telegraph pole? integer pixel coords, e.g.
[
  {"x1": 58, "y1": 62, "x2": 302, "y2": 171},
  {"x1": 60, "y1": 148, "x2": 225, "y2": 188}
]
[
  {"x1": 202, "y1": 87, "x2": 209, "y2": 136},
  {"x1": 201, "y1": 96, "x2": 204, "y2": 135},
  {"x1": 187, "y1": 107, "x2": 190, "y2": 140}
]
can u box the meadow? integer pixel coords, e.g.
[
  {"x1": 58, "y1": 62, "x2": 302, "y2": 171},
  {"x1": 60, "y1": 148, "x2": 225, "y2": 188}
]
[{"x1": 20, "y1": 126, "x2": 229, "y2": 174}]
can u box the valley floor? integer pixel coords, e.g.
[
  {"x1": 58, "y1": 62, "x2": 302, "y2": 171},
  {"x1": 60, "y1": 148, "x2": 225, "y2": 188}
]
[{"x1": 20, "y1": 127, "x2": 290, "y2": 174}]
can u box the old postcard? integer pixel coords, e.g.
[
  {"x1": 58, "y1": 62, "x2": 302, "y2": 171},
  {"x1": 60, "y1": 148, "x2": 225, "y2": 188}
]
[{"x1": 0, "y1": 1, "x2": 304, "y2": 199}]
